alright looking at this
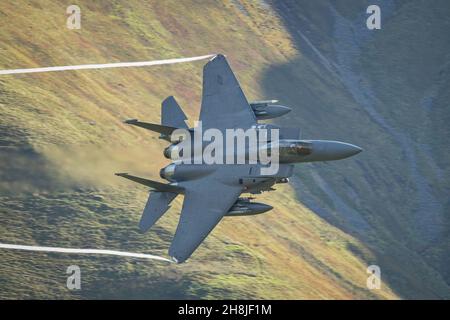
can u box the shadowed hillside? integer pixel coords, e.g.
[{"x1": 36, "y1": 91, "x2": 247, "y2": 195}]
[
  {"x1": 265, "y1": 0, "x2": 450, "y2": 298},
  {"x1": 0, "y1": 0, "x2": 447, "y2": 299}
]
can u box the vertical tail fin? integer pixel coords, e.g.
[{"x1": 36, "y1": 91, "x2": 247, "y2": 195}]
[{"x1": 161, "y1": 96, "x2": 188, "y2": 129}]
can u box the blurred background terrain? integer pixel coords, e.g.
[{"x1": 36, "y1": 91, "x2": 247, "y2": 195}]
[{"x1": 0, "y1": 0, "x2": 448, "y2": 299}]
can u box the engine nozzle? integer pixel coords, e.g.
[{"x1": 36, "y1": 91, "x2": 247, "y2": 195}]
[{"x1": 159, "y1": 163, "x2": 176, "y2": 181}]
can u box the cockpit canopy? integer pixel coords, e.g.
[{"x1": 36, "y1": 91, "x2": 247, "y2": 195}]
[{"x1": 282, "y1": 141, "x2": 312, "y2": 156}]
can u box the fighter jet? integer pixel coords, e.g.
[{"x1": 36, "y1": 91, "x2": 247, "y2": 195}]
[{"x1": 117, "y1": 54, "x2": 362, "y2": 263}]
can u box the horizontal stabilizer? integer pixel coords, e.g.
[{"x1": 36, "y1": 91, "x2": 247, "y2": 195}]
[
  {"x1": 140, "y1": 191, "x2": 178, "y2": 233},
  {"x1": 115, "y1": 173, "x2": 183, "y2": 193},
  {"x1": 124, "y1": 119, "x2": 181, "y2": 138}
]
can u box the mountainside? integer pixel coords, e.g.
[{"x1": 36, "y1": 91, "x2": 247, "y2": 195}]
[
  {"x1": 0, "y1": 0, "x2": 448, "y2": 299},
  {"x1": 265, "y1": 0, "x2": 450, "y2": 298}
]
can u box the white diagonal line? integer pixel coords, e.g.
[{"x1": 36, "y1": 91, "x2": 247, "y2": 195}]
[
  {"x1": 0, "y1": 54, "x2": 216, "y2": 75},
  {"x1": 0, "y1": 243, "x2": 172, "y2": 262}
]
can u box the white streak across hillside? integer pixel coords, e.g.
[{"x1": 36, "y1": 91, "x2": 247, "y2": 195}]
[
  {"x1": 0, "y1": 54, "x2": 216, "y2": 75},
  {"x1": 0, "y1": 243, "x2": 172, "y2": 262}
]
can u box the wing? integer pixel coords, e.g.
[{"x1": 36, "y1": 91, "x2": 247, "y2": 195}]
[
  {"x1": 199, "y1": 54, "x2": 256, "y2": 131},
  {"x1": 168, "y1": 179, "x2": 242, "y2": 263}
]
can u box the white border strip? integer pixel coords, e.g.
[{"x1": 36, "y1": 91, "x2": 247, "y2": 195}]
[
  {"x1": 0, "y1": 54, "x2": 215, "y2": 75},
  {"x1": 0, "y1": 243, "x2": 172, "y2": 262}
]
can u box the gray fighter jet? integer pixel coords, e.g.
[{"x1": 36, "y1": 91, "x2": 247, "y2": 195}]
[{"x1": 117, "y1": 54, "x2": 362, "y2": 263}]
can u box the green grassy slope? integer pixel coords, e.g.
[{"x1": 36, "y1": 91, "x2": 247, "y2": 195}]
[{"x1": 0, "y1": 0, "x2": 444, "y2": 299}]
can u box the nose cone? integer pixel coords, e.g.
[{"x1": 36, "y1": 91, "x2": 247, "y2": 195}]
[
  {"x1": 335, "y1": 142, "x2": 362, "y2": 158},
  {"x1": 320, "y1": 141, "x2": 362, "y2": 160},
  {"x1": 352, "y1": 144, "x2": 363, "y2": 155},
  {"x1": 303, "y1": 140, "x2": 362, "y2": 162}
]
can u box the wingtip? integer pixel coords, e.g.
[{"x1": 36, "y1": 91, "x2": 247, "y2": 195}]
[
  {"x1": 162, "y1": 95, "x2": 175, "y2": 104},
  {"x1": 115, "y1": 172, "x2": 128, "y2": 177},
  {"x1": 124, "y1": 119, "x2": 138, "y2": 124},
  {"x1": 170, "y1": 256, "x2": 181, "y2": 264},
  {"x1": 168, "y1": 248, "x2": 187, "y2": 264},
  {"x1": 209, "y1": 53, "x2": 226, "y2": 61}
]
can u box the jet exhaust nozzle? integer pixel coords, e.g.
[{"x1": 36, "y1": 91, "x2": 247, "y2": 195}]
[
  {"x1": 163, "y1": 144, "x2": 179, "y2": 159},
  {"x1": 160, "y1": 163, "x2": 177, "y2": 181}
]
